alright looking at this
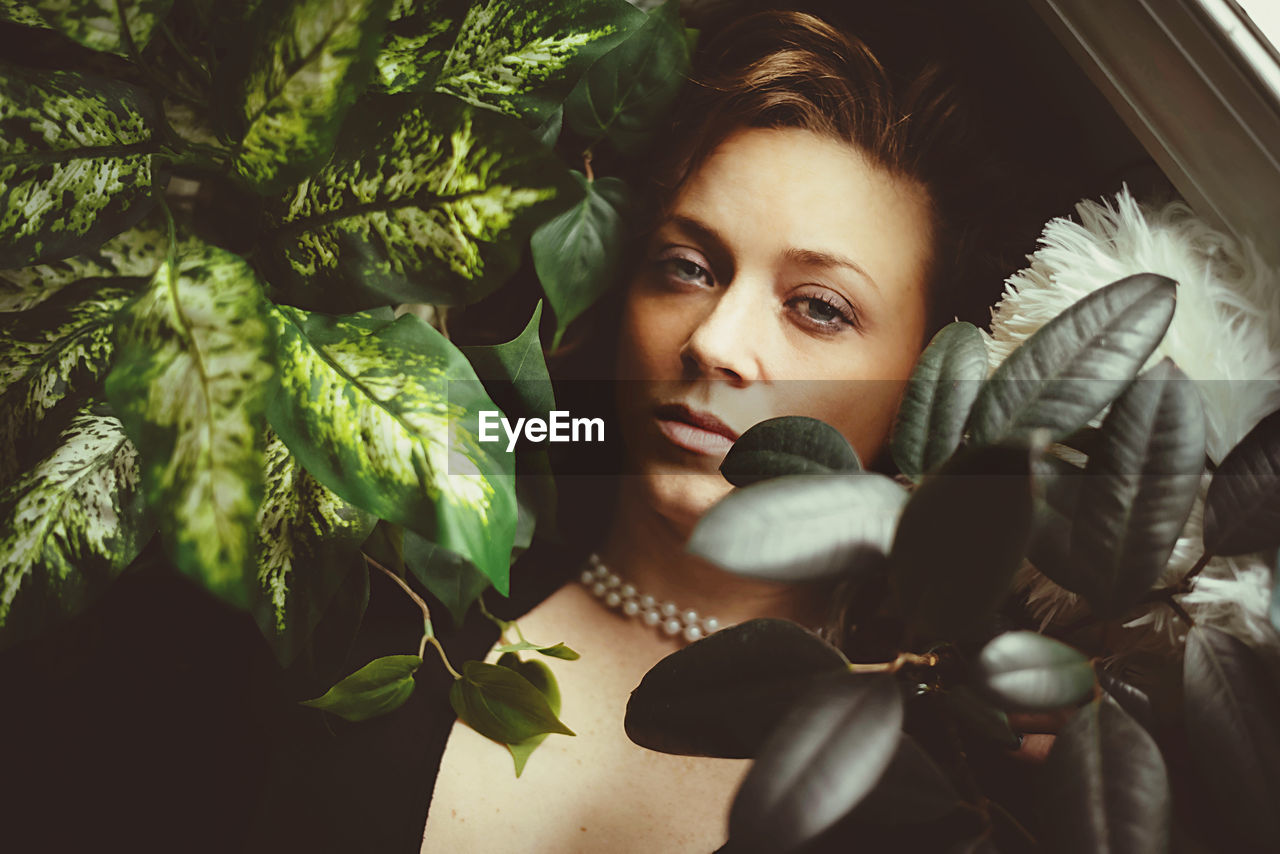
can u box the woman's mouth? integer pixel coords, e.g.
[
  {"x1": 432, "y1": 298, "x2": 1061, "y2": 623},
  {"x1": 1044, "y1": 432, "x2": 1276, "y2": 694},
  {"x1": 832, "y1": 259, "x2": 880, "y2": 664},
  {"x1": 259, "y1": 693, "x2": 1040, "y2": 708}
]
[{"x1": 653, "y1": 403, "x2": 739, "y2": 456}]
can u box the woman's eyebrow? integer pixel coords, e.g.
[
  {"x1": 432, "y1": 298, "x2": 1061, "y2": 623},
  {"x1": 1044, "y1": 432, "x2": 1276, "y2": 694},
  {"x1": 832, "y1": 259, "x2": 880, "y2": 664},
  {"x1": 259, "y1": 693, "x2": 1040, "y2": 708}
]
[{"x1": 666, "y1": 214, "x2": 879, "y2": 294}]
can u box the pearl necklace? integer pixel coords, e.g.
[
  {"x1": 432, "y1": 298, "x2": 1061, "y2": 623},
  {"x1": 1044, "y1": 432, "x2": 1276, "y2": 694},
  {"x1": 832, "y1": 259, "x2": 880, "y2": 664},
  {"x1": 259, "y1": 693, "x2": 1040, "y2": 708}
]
[{"x1": 578, "y1": 552, "x2": 725, "y2": 643}]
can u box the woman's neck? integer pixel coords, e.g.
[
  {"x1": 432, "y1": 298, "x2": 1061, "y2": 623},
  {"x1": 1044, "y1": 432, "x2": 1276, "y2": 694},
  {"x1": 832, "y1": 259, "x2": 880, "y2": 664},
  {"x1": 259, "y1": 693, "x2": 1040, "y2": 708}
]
[{"x1": 595, "y1": 480, "x2": 830, "y2": 630}]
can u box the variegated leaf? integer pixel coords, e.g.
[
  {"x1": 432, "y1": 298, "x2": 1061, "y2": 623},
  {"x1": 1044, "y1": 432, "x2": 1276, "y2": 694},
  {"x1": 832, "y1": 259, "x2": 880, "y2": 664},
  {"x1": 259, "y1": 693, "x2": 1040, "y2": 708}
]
[
  {"x1": 371, "y1": 0, "x2": 467, "y2": 95},
  {"x1": 0, "y1": 66, "x2": 160, "y2": 267},
  {"x1": 253, "y1": 429, "x2": 376, "y2": 667},
  {"x1": 0, "y1": 403, "x2": 153, "y2": 649},
  {"x1": 268, "y1": 92, "x2": 580, "y2": 310},
  {"x1": 435, "y1": 0, "x2": 644, "y2": 121},
  {"x1": 0, "y1": 278, "x2": 143, "y2": 488},
  {"x1": 265, "y1": 304, "x2": 517, "y2": 593},
  {"x1": 0, "y1": 218, "x2": 167, "y2": 312},
  {"x1": 0, "y1": 0, "x2": 175, "y2": 56},
  {"x1": 229, "y1": 0, "x2": 392, "y2": 194},
  {"x1": 104, "y1": 243, "x2": 274, "y2": 610}
]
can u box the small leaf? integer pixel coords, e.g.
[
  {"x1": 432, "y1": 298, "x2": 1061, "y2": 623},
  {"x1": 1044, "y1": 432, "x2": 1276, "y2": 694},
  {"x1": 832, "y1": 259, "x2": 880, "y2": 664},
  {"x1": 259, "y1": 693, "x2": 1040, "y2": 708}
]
[
  {"x1": 726, "y1": 673, "x2": 904, "y2": 854},
  {"x1": 402, "y1": 530, "x2": 491, "y2": 627},
  {"x1": 300, "y1": 653, "x2": 421, "y2": 722},
  {"x1": 531, "y1": 172, "x2": 630, "y2": 349},
  {"x1": 891, "y1": 322, "x2": 989, "y2": 477},
  {"x1": 1040, "y1": 696, "x2": 1170, "y2": 854},
  {"x1": 966, "y1": 273, "x2": 1177, "y2": 446},
  {"x1": 1204, "y1": 406, "x2": 1280, "y2": 556},
  {"x1": 626, "y1": 618, "x2": 849, "y2": 758},
  {"x1": 493, "y1": 640, "x2": 579, "y2": 660},
  {"x1": 1183, "y1": 625, "x2": 1280, "y2": 850},
  {"x1": 459, "y1": 299, "x2": 555, "y2": 423},
  {"x1": 496, "y1": 651, "x2": 562, "y2": 776},
  {"x1": 0, "y1": 0, "x2": 175, "y2": 56},
  {"x1": 976, "y1": 631, "x2": 1094, "y2": 712},
  {"x1": 720, "y1": 415, "x2": 862, "y2": 487},
  {"x1": 449, "y1": 659, "x2": 575, "y2": 744},
  {"x1": 1069, "y1": 359, "x2": 1205, "y2": 617},
  {"x1": 564, "y1": 0, "x2": 691, "y2": 154}
]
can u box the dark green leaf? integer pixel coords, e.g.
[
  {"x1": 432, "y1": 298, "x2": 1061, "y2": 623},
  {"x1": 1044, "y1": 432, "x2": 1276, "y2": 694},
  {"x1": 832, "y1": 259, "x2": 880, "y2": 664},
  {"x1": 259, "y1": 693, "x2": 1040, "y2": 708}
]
[
  {"x1": 625, "y1": 618, "x2": 849, "y2": 758},
  {"x1": 533, "y1": 104, "x2": 562, "y2": 147},
  {"x1": 942, "y1": 685, "x2": 1021, "y2": 751},
  {"x1": 493, "y1": 640, "x2": 579, "y2": 660},
  {"x1": 299, "y1": 653, "x2": 421, "y2": 722},
  {"x1": 496, "y1": 651, "x2": 562, "y2": 776},
  {"x1": 267, "y1": 92, "x2": 581, "y2": 311},
  {"x1": 852, "y1": 735, "x2": 962, "y2": 825},
  {"x1": 1095, "y1": 667, "x2": 1153, "y2": 730},
  {"x1": 449, "y1": 659, "x2": 575, "y2": 743},
  {"x1": 402, "y1": 529, "x2": 491, "y2": 627},
  {"x1": 1040, "y1": 696, "x2": 1170, "y2": 854},
  {"x1": 720, "y1": 415, "x2": 862, "y2": 487},
  {"x1": 1183, "y1": 625, "x2": 1280, "y2": 850},
  {"x1": 727, "y1": 673, "x2": 904, "y2": 854},
  {"x1": 688, "y1": 473, "x2": 906, "y2": 584},
  {"x1": 891, "y1": 322, "x2": 988, "y2": 477},
  {"x1": 966, "y1": 274, "x2": 1176, "y2": 446},
  {"x1": 0, "y1": 66, "x2": 160, "y2": 267},
  {"x1": 1204, "y1": 406, "x2": 1280, "y2": 556},
  {"x1": 370, "y1": 0, "x2": 468, "y2": 95},
  {"x1": 266, "y1": 305, "x2": 517, "y2": 593},
  {"x1": 1069, "y1": 359, "x2": 1205, "y2": 617},
  {"x1": 459, "y1": 299, "x2": 555, "y2": 423},
  {"x1": 976, "y1": 631, "x2": 1094, "y2": 712},
  {"x1": 105, "y1": 242, "x2": 274, "y2": 610},
  {"x1": 0, "y1": 0, "x2": 175, "y2": 56},
  {"x1": 0, "y1": 403, "x2": 154, "y2": 650},
  {"x1": 530, "y1": 172, "x2": 630, "y2": 349},
  {"x1": 228, "y1": 0, "x2": 393, "y2": 193},
  {"x1": 1027, "y1": 452, "x2": 1084, "y2": 590},
  {"x1": 890, "y1": 442, "x2": 1037, "y2": 641},
  {"x1": 564, "y1": 0, "x2": 690, "y2": 154}
]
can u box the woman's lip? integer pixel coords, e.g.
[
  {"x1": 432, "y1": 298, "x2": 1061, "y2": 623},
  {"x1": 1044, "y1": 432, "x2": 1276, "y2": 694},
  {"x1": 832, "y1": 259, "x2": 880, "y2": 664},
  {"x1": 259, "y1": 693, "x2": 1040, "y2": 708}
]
[{"x1": 656, "y1": 417, "x2": 735, "y2": 456}]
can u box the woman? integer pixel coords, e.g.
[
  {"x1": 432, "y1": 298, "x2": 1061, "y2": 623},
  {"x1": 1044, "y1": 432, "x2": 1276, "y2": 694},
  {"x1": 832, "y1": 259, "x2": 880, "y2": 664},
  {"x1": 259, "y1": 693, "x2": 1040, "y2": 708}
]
[{"x1": 420, "y1": 8, "x2": 1042, "y2": 851}]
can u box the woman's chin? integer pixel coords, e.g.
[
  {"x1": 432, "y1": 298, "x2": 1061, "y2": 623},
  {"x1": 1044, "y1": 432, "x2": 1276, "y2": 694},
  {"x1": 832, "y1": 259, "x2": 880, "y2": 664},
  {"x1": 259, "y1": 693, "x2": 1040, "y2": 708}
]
[{"x1": 626, "y1": 464, "x2": 734, "y2": 537}]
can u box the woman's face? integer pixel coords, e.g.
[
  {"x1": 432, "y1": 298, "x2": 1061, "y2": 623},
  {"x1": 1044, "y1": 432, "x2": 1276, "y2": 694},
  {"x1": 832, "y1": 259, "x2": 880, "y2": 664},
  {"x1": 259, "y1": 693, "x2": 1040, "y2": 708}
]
[{"x1": 614, "y1": 126, "x2": 935, "y2": 529}]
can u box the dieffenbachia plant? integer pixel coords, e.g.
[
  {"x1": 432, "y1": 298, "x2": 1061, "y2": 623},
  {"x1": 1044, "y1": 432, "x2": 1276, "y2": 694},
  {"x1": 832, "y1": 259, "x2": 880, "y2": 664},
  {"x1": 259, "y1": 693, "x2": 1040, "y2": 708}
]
[
  {"x1": 0, "y1": 0, "x2": 690, "y2": 775},
  {"x1": 631, "y1": 273, "x2": 1280, "y2": 852}
]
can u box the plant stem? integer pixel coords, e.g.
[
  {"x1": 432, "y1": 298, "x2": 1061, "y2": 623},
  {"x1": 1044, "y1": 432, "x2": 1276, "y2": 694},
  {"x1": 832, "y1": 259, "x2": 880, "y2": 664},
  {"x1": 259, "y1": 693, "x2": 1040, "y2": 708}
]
[
  {"x1": 1181, "y1": 551, "x2": 1212, "y2": 585},
  {"x1": 582, "y1": 149, "x2": 594, "y2": 182},
  {"x1": 367, "y1": 555, "x2": 462, "y2": 679},
  {"x1": 1165, "y1": 595, "x2": 1196, "y2": 627},
  {"x1": 475, "y1": 592, "x2": 511, "y2": 637},
  {"x1": 847, "y1": 651, "x2": 938, "y2": 674}
]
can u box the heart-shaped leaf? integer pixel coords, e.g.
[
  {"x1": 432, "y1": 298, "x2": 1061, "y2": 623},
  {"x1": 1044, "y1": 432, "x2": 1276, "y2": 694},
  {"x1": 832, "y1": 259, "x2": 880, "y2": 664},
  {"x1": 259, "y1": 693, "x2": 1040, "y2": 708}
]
[
  {"x1": 401, "y1": 530, "x2": 492, "y2": 628},
  {"x1": 891, "y1": 322, "x2": 989, "y2": 477},
  {"x1": 626, "y1": 618, "x2": 849, "y2": 758},
  {"x1": 976, "y1": 631, "x2": 1094, "y2": 712},
  {"x1": 966, "y1": 273, "x2": 1176, "y2": 446},
  {"x1": 1069, "y1": 359, "x2": 1205, "y2": 617},
  {"x1": 1039, "y1": 695, "x2": 1170, "y2": 854},
  {"x1": 726, "y1": 673, "x2": 904, "y2": 854},
  {"x1": 720, "y1": 415, "x2": 861, "y2": 487},
  {"x1": 300, "y1": 653, "x2": 422, "y2": 722},
  {"x1": 496, "y1": 652, "x2": 563, "y2": 776},
  {"x1": 1204, "y1": 406, "x2": 1280, "y2": 556},
  {"x1": 688, "y1": 473, "x2": 907, "y2": 583},
  {"x1": 459, "y1": 300, "x2": 555, "y2": 423},
  {"x1": 1183, "y1": 625, "x2": 1280, "y2": 850},
  {"x1": 449, "y1": 659, "x2": 575, "y2": 744}
]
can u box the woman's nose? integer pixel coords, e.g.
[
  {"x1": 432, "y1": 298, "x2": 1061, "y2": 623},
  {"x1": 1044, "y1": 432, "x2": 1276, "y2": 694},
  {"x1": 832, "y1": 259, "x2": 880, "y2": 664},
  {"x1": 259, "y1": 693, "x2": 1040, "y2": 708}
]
[{"x1": 680, "y1": 279, "x2": 765, "y2": 383}]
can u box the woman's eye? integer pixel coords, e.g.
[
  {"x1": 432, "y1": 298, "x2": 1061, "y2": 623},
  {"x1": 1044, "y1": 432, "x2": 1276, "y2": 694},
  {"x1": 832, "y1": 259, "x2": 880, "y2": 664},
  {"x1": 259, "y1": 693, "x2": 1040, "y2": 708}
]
[
  {"x1": 660, "y1": 257, "x2": 712, "y2": 287},
  {"x1": 790, "y1": 294, "x2": 859, "y2": 332}
]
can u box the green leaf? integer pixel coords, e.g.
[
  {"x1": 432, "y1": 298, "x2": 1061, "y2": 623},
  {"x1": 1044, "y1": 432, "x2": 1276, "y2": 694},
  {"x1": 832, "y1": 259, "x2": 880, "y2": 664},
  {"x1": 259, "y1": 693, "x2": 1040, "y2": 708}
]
[
  {"x1": 449, "y1": 659, "x2": 575, "y2": 743},
  {"x1": 965, "y1": 273, "x2": 1177, "y2": 446},
  {"x1": 459, "y1": 299, "x2": 554, "y2": 423},
  {"x1": 1183, "y1": 626, "x2": 1280, "y2": 850},
  {"x1": 434, "y1": 0, "x2": 645, "y2": 122},
  {"x1": 530, "y1": 171, "x2": 630, "y2": 348},
  {"x1": 1040, "y1": 696, "x2": 1170, "y2": 854},
  {"x1": 105, "y1": 242, "x2": 275, "y2": 610},
  {"x1": 1069, "y1": 359, "x2": 1205, "y2": 617},
  {"x1": 251, "y1": 430, "x2": 377, "y2": 668},
  {"x1": 975, "y1": 631, "x2": 1094, "y2": 712},
  {"x1": 942, "y1": 685, "x2": 1021, "y2": 751},
  {"x1": 688, "y1": 473, "x2": 907, "y2": 584},
  {"x1": 401, "y1": 529, "x2": 491, "y2": 627},
  {"x1": 890, "y1": 442, "x2": 1037, "y2": 641},
  {"x1": 496, "y1": 651, "x2": 562, "y2": 776},
  {"x1": 0, "y1": 0, "x2": 175, "y2": 56},
  {"x1": 0, "y1": 65, "x2": 161, "y2": 268},
  {"x1": 726, "y1": 673, "x2": 904, "y2": 854},
  {"x1": 852, "y1": 735, "x2": 962, "y2": 825},
  {"x1": 371, "y1": 0, "x2": 467, "y2": 95},
  {"x1": 1096, "y1": 667, "x2": 1153, "y2": 729},
  {"x1": 267, "y1": 92, "x2": 581, "y2": 311},
  {"x1": 0, "y1": 403, "x2": 153, "y2": 649},
  {"x1": 229, "y1": 0, "x2": 393, "y2": 193},
  {"x1": 0, "y1": 279, "x2": 141, "y2": 487},
  {"x1": 625, "y1": 618, "x2": 849, "y2": 758},
  {"x1": 720, "y1": 415, "x2": 862, "y2": 487},
  {"x1": 299, "y1": 653, "x2": 421, "y2": 721},
  {"x1": 891, "y1": 322, "x2": 988, "y2": 477},
  {"x1": 533, "y1": 104, "x2": 562, "y2": 148},
  {"x1": 492, "y1": 640, "x2": 579, "y2": 660},
  {"x1": 1204, "y1": 406, "x2": 1280, "y2": 556},
  {"x1": 1026, "y1": 452, "x2": 1084, "y2": 590},
  {"x1": 0, "y1": 218, "x2": 166, "y2": 312},
  {"x1": 563, "y1": 0, "x2": 690, "y2": 154},
  {"x1": 265, "y1": 305, "x2": 517, "y2": 593}
]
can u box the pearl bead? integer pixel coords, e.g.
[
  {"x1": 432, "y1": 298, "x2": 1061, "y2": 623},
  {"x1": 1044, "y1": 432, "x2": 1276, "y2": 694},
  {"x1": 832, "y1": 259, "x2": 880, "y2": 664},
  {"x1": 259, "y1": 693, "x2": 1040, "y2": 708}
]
[
  {"x1": 591, "y1": 582, "x2": 606, "y2": 597},
  {"x1": 622, "y1": 600, "x2": 640, "y2": 616},
  {"x1": 639, "y1": 594, "x2": 656, "y2": 610},
  {"x1": 594, "y1": 564, "x2": 609, "y2": 578},
  {"x1": 580, "y1": 570, "x2": 595, "y2": 585},
  {"x1": 660, "y1": 601, "x2": 678, "y2": 618},
  {"x1": 620, "y1": 584, "x2": 636, "y2": 598},
  {"x1": 662, "y1": 618, "x2": 682, "y2": 636},
  {"x1": 642, "y1": 609, "x2": 662, "y2": 626},
  {"x1": 702, "y1": 617, "x2": 720, "y2": 633},
  {"x1": 605, "y1": 574, "x2": 621, "y2": 588},
  {"x1": 605, "y1": 591, "x2": 621, "y2": 607},
  {"x1": 683, "y1": 625, "x2": 704, "y2": 642},
  {"x1": 682, "y1": 609, "x2": 699, "y2": 625}
]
